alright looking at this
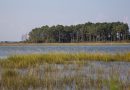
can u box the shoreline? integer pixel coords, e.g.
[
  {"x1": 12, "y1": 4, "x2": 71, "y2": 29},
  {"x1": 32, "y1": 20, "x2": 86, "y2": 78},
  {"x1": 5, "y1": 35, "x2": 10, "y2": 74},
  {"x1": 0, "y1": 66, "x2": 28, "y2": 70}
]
[{"x1": 0, "y1": 42, "x2": 130, "y2": 46}]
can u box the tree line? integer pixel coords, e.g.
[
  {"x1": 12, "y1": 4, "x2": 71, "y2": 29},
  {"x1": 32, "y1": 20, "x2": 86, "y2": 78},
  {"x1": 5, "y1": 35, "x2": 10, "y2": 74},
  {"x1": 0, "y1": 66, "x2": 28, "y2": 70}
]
[{"x1": 28, "y1": 22, "x2": 130, "y2": 43}]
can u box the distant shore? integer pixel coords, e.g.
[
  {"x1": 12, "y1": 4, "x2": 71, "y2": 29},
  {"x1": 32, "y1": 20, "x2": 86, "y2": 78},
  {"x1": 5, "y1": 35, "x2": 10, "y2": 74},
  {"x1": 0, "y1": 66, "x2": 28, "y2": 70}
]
[{"x1": 0, "y1": 42, "x2": 130, "y2": 46}]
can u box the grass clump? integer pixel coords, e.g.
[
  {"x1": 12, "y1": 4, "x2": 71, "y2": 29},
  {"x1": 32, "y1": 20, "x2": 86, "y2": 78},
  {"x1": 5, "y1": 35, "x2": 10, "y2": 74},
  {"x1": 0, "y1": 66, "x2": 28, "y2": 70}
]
[
  {"x1": 0, "y1": 69, "x2": 42, "y2": 90},
  {"x1": 2, "y1": 69, "x2": 19, "y2": 77},
  {"x1": 0, "y1": 52, "x2": 130, "y2": 68}
]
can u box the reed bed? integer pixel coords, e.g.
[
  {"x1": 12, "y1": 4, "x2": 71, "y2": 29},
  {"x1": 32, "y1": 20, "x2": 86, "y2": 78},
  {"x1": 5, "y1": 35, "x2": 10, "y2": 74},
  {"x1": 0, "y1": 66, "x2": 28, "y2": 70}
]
[
  {"x1": 0, "y1": 56, "x2": 129, "y2": 90},
  {"x1": 0, "y1": 52, "x2": 130, "y2": 68},
  {"x1": 0, "y1": 63, "x2": 129, "y2": 90}
]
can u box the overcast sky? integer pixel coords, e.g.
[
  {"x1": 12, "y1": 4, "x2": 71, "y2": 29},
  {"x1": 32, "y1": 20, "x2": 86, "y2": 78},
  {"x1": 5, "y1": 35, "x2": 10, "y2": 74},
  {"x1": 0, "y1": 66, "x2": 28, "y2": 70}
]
[{"x1": 0, "y1": 0, "x2": 130, "y2": 41}]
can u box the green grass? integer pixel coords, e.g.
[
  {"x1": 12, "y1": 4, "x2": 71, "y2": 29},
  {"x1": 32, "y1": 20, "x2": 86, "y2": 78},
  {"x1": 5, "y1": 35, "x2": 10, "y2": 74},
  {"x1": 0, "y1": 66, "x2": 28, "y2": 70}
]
[{"x1": 0, "y1": 52, "x2": 130, "y2": 68}]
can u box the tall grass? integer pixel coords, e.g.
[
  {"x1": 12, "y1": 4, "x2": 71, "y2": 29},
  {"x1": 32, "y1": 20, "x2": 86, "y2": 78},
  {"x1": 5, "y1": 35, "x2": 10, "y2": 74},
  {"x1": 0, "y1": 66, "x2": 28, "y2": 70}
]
[
  {"x1": 0, "y1": 59, "x2": 129, "y2": 90},
  {"x1": 0, "y1": 68, "x2": 126, "y2": 90},
  {"x1": 0, "y1": 52, "x2": 130, "y2": 68}
]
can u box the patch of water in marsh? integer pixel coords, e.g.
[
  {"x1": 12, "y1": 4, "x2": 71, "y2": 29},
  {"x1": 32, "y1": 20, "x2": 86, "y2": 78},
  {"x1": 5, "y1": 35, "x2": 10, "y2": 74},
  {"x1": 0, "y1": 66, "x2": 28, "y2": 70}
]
[{"x1": 10, "y1": 61, "x2": 130, "y2": 84}]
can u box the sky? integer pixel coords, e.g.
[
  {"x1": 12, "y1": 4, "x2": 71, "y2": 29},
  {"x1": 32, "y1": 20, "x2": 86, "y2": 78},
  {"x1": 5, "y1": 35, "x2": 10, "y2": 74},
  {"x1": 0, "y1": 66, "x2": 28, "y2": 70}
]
[{"x1": 0, "y1": 0, "x2": 130, "y2": 41}]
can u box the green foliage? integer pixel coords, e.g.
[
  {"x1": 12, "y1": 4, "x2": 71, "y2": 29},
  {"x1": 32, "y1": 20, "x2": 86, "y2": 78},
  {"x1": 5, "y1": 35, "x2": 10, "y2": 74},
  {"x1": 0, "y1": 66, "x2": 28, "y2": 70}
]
[{"x1": 28, "y1": 22, "x2": 129, "y2": 43}]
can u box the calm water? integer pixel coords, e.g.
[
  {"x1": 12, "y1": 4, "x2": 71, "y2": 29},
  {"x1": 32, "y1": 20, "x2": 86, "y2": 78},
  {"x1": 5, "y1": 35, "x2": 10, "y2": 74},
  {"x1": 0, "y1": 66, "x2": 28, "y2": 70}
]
[{"x1": 0, "y1": 45, "x2": 130, "y2": 57}]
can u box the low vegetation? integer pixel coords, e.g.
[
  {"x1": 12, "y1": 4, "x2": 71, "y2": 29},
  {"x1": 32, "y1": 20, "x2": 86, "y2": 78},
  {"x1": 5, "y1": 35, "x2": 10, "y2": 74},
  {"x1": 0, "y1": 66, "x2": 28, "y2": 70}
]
[
  {"x1": 0, "y1": 42, "x2": 130, "y2": 46},
  {"x1": 0, "y1": 69, "x2": 107, "y2": 90},
  {"x1": 0, "y1": 52, "x2": 130, "y2": 68},
  {"x1": 0, "y1": 52, "x2": 130, "y2": 89},
  {"x1": 0, "y1": 63, "x2": 129, "y2": 90}
]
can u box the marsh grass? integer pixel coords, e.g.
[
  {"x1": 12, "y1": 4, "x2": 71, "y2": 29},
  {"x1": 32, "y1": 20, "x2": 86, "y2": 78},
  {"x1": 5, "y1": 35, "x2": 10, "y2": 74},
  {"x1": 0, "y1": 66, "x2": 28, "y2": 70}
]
[
  {"x1": 0, "y1": 69, "x2": 42, "y2": 90},
  {"x1": 0, "y1": 52, "x2": 130, "y2": 68},
  {"x1": 0, "y1": 62, "x2": 129, "y2": 90},
  {"x1": 0, "y1": 69, "x2": 83, "y2": 89},
  {"x1": 0, "y1": 69, "x2": 121, "y2": 90}
]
